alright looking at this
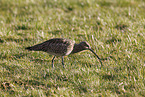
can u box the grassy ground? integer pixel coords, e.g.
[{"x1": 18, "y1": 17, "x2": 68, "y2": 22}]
[{"x1": 0, "y1": 0, "x2": 145, "y2": 96}]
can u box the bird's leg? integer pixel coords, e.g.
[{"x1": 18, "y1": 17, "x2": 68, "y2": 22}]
[
  {"x1": 62, "y1": 56, "x2": 65, "y2": 68},
  {"x1": 52, "y1": 56, "x2": 56, "y2": 68}
]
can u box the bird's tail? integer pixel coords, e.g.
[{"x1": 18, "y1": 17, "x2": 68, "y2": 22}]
[
  {"x1": 25, "y1": 47, "x2": 34, "y2": 51},
  {"x1": 25, "y1": 42, "x2": 45, "y2": 51}
]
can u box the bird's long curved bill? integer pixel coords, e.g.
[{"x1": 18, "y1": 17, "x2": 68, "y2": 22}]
[{"x1": 89, "y1": 48, "x2": 103, "y2": 67}]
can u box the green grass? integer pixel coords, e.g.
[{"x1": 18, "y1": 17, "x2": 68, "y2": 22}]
[{"x1": 0, "y1": 0, "x2": 145, "y2": 96}]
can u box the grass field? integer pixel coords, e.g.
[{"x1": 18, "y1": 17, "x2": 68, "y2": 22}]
[{"x1": 0, "y1": 0, "x2": 145, "y2": 96}]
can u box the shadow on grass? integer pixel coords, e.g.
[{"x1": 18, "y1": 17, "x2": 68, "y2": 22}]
[
  {"x1": 102, "y1": 74, "x2": 118, "y2": 81},
  {"x1": 14, "y1": 24, "x2": 32, "y2": 30},
  {"x1": 5, "y1": 37, "x2": 33, "y2": 43},
  {"x1": 0, "y1": 38, "x2": 4, "y2": 43},
  {"x1": 64, "y1": 7, "x2": 74, "y2": 12},
  {"x1": 0, "y1": 81, "x2": 15, "y2": 94},
  {"x1": 47, "y1": 30, "x2": 62, "y2": 35},
  {"x1": 0, "y1": 52, "x2": 27, "y2": 60},
  {"x1": 115, "y1": 24, "x2": 128, "y2": 30},
  {"x1": 27, "y1": 55, "x2": 51, "y2": 63},
  {"x1": 106, "y1": 37, "x2": 121, "y2": 44}
]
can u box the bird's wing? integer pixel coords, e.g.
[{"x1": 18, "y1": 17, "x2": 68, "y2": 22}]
[{"x1": 38, "y1": 38, "x2": 74, "y2": 55}]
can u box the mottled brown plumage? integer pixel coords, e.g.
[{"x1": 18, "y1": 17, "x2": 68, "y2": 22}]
[
  {"x1": 26, "y1": 38, "x2": 103, "y2": 68},
  {"x1": 26, "y1": 38, "x2": 74, "y2": 56}
]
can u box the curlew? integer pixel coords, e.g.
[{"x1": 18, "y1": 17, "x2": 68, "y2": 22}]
[{"x1": 25, "y1": 38, "x2": 103, "y2": 68}]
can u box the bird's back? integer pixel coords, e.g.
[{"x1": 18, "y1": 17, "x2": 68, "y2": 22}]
[{"x1": 26, "y1": 38, "x2": 75, "y2": 56}]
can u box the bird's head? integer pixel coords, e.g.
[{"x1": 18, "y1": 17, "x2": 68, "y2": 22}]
[{"x1": 79, "y1": 41, "x2": 91, "y2": 50}]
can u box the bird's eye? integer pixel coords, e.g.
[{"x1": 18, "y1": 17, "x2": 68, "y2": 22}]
[{"x1": 64, "y1": 41, "x2": 68, "y2": 44}]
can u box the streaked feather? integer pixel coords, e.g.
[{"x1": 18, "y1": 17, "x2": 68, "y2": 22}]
[{"x1": 26, "y1": 38, "x2": 75, "y2": 56}]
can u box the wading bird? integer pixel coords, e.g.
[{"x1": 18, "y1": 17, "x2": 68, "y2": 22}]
[{"x1": 25, "y1": 38, "x2": 103, "y2": 68}]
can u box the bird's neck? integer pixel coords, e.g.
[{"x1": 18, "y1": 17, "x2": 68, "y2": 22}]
[{"x1": 71, "y1": 44, "x2": 85, "y2": 54}]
